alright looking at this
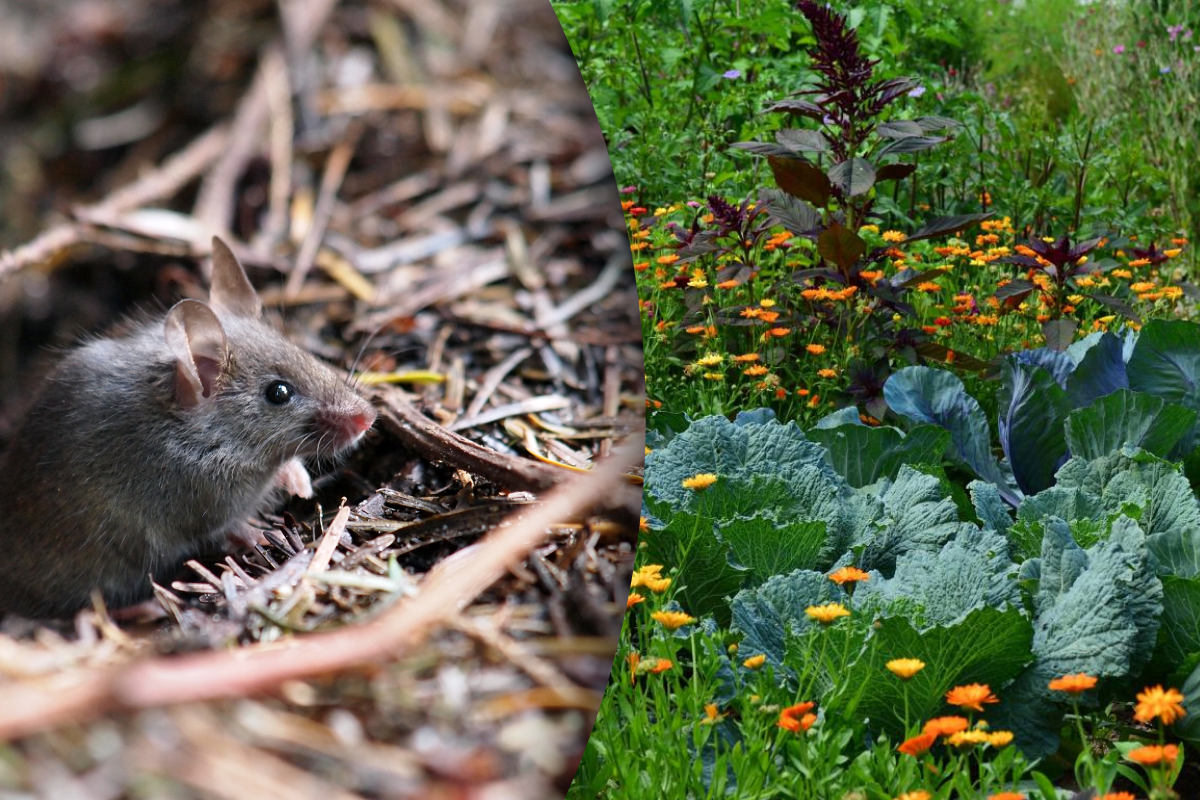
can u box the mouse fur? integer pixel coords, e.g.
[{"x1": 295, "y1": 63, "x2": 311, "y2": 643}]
[{"x1": 0, "y1": 238, "x2": 376, "y2": 618}]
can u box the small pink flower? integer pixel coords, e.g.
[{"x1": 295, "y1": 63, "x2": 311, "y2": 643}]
[{"x1": 1113, "y1": 44, "x2": 1126, "y2": 54}]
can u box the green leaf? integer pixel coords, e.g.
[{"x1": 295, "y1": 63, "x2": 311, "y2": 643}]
[
  {"x1": 643, "y1": 511, "x2": 747, "y2": 625},
  {"x1": 807, "y1": 423, "x2": 949, "y2": 488},
  {"x1": 1155, "y1": 575, "x2": 1200, "y2": 670},
  {"x1": 1171, "y1": 657, "x2": 1200, "y2": 747},
  {"x1": 730, "y1": 569, "x2": 842, "y2": 670},
  {"x1": 998, "y1": 360, "x2": 1071, "y2": 496},
  {"x1": 856, "y1": 466, "x2": 967, "y2": 575},
  {"x1": 722, "y1": 517, "x2": 828, "y2": 583},
  {"x1": 817, "y1": 221, "x2": 866, "y2": 270},
  {"x1": 884, "y1": 366, "x2": 1019, "y2": 505},
  {"x1": 1127, "y1": 319, "x2": 1200, "y2": 414},
  {"x1": 842, "y1": 607, "x2": 1032, "y2": 736},
  {"x1": 1065, "y1": 389, "x2": 1196, "y2": 461}
]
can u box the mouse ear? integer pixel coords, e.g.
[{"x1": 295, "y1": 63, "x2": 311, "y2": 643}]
[
  {"x1": 209, "y1": 236, "x2": 262, "y2": 318},
  {"x1": 164, "y1": 299, "x2": 228, "y2": 408}
]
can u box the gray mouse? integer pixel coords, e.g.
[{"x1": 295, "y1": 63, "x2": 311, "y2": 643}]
[{"x1": 0, "y1": 237, "x2": 376, "y2": 618}]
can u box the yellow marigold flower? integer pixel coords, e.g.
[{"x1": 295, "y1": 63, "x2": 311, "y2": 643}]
[
  {"x1": 947, "y1": 729, "x2": 990, "y2": 747},
  {"x1": 886, "y1": 658, "x2": 926, "y2": 680},
  {"x1": 829, "y1": 566, "x2": 870, "y2": 585},
  {"x1": 923, "y1": 716, "x2": 970, "y2": 737},
  {"x1": 743, "y1": 654, "x2": 767, "y2": 670},
  {"x1": 626, "y1": 593, "x2": 645, "y2": 609},
  {"x1": 1134, "y1": 685, "x2": 1186, "y2": 724},
  {"x1": 806, "y1": 343, "x2": 826, "y2": 355},
  {"x1": 1164, "y1": 248, "x2": 1182, "y2": 258},
  {"x1": 817, "y1": 368, "x2": 838, "y2": 378},
  {"x1": 1129, "y1": 258, "x2": 1152, "y2": 267},
  {"x1": 688, "y1": 277, "x2": 709, "y2": 288},
  {"x1": 882, "y1": 230, "x2": 907, "y2": 243},
  {"x1": 682, "y1": 473, "x2": 718, "y2": 491},
  {"x1": 1067, "y1": 294, "x2": 1084, "y2": 305},
  {"x1": 805, "y1": 603, "x2": 850, "y2": 625},
  {"x1": 859, "y1": 224, "x2": 880, "y2": 234},
  {"x1": 895, "y1": 792, "x2": 932, "y2": 800},
  {"x1": 987, "y1": 730, "x2": 1014, "y2": 747},
  {"x1": 733, "y1": 352, "x2": 760, "y2": 362},
  {"x1": 1112, "y1": 268, "x2": 1133, "y2": 279},
  {"x1": 639, "y1": 515, "x2": 650, "y2": 532},
  {"x1": 946, "y1": 683, "x2": 999, "y2": 712},
  {"x1": 1126, "y1": 743, "x2": 1178, "y2": 767},
  {"x1": 651, "y1": 610, "x2": 696, "y2": 630},
  {"x1": 759, "y1": 298, "x2": 776, "y2": 308},
  {"x1": 696, "y1": 353, "x2": 724, "y2": 367},
  {"x1": 1048, "y1": 673, "x2": 1097, "y2": 694},
  {"x1": 702, "y1": 372, "x2": 725, "y2": 381}
]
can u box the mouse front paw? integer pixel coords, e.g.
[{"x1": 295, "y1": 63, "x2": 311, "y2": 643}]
[{"x1": 276, "y1": 457, "x2": 313, "y2": 498}]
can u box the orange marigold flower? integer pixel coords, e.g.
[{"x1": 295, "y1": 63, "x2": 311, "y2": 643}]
[
  {"x1": 716, "y1": 279, "x2": 739, "y2": 289},
  {"x1": 651, "y1": 610, "x2": 696, "y2": 629},
  {"x1": 817, "y1": 368, "x2": 838, "y2": 378},
  {"x1": 946, "y1": 683, "x2": 999, "y2": 712},
  {"x1": 767, "y1": 327, "x2": 791, "y2": 337},
  {"x1": 628, "y1": 651, "x2": 639, "y2": 684},
  {"x1": 743, "y1": 365, "x2": 769, "y2": 377},
  {"x1": 1099, "y1": 793, "x2": 1137, "y2": 800},
  {"x1": 947, "y1": 729, "x2": 990, "y2": 747},
  {"x1": 895, "y1": 793, "x2": 931, "y2": 800},
  {"x1": 634, "y1": 261, "x2": 649, "y2": 272},
  {"x1": 778, "y1": 701, "x2": 817, "y2": 733},
  {"x1": 829, "y1": 566, "x2": 870, "y2": 585},
  {"x1": 656, "y1": 254, "x2": 679, "y2": 265},
  {"x1": 916, "y1": 281, "x2": 941, "y2": 293},
  {"x1": 743, "y1": 654, "x2": 766, "y2": 670},
  {"x1": 681, "y1": 473, "x2": 718, "y2": 491},
  {"x1": 626, "y1": 593, "x2": 645, "y2": 609},
  {"x1": 1134, "y1": 685, "x2": 1187, "y2": 725},
  {"x1": 1048, "y1": 673, "x2": 1097, "y2": 694},
  {"x1": 806, "y1": 343, "x2": 826, "y2": 354},
  {"x1": 923, "y1": 716, "x2": 970, "y2": 737},
  {"x1": 757, "y1": 310, "x2": 780, "y2": 324},
  {"x1": 987, "y1": 793, "x2": 1026, "y2": 800},
  {"x1": 805, "y1": 603, "x2": 849, "y2": 624},
  {"x1": 882, "y1": 230, "x2": 907, "y2": 243},
  {"x1": 1128, "y1": 258, "x2": 1151, "y2": 267},
  {"x1": 886, "y1": 658, "x2": 926, "y2": 680},
  {"x1": 1126, "y1": 743, "x2": 1178, "y2": 767},
  {"x1": 648, "y1": 658, "x2": 674, "y2": 674},
  {"x1": 896, "y1": 732, "x2": 937, "y2": 757},
  {"x1": 733, "y1": 353, "x2": 760, "y2": 362}
]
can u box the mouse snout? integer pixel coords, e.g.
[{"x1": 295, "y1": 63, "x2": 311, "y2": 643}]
[{"x1": 316, "y1": 398, "x2": 377, "y2": 450}]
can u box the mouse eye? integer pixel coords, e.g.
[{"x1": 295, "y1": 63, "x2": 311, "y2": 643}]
[{"x1": 264, "y1": 381, "x2": 293, "y2": 405}]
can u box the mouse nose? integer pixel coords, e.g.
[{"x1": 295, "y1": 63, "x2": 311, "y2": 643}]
[{"x1": 318, "y1": 401, "x2": 377, "y2": 448}]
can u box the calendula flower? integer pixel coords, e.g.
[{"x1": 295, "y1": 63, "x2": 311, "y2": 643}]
[
  {"x1": 733, "y1": 353, "x2": 760, "y2": 362},
  {"x1": 805, "y1": 343, "x2": 826, "y2": 355},
  {"x1": 894, "y1": 792, "x2": 931, "y2": 800},
  {"x1": 682, "y1": 473, "x2": 718, "y2": 491},
  {"x1": 743, "y1": 654, "x2": 766, "y2": 670},
  {"x1": 777, "y1": 701, "x2": 817, "y2": 733},
  {"x1": 695, "y1": 353, "x2": 724, "y2": 367},
  {"x1": 1048, "y1": 673, "x2": 1097, "y2": 694},
  {"x1": 828, "y1": 566, "x2": 870, "y2": 585},
  {"x1": 886, "y1": 658, "x2": 926, "y2": 680},
  {"x1": 988, "y1": 731, "x2": 1014, "y2": 747},
  {"x1": 700, "y1": 703, "x2": 723, "y2": 725},
  {"x1": 630, "y1": 564, "x2": 671, "y2": 593},
  {"x1": 896, "y1": 732, "x2": 937, "y2": 757},
  {"x1": 805, "y1": 603, "x2": 850, "y2": 624},
  {"x1": 1126, "y1": 743, "x2": 1178, "y2": 767},
  {"x1": 1134, "y1": 685, "x2": 1187, "y2": 724},
  {"x1": 1099, "y1": 792, "x2": 1137, "y2": 800},
  {"x1": 626, "y1": 593, "x2": 645, "y2": 609},
  {"x1": 945, "y1": 683, "x2": 999, "y2": 712},
  {"x1": 923, "y1": 716, "x2": 970, "y2": 737},
  {"x1": 647, "y1": 658, "x2": 674, "y2": 675},
  {"x1": 651, "y1": 610, "x2": 696, "y2": 630},
  {"x1": 987, "y1": 793, "x2": 1025, "y2": 800},
  {"x1": 743, "y1": 365, "x2": 769, "y2": 377},
  {"x1": 882, "y1": 230, "x2": 907, "y2": 243},
  {"x1": 947, "y1": 729, "x2": 990, "y2": 748},
  {"x1": 817, "y1": 368, "x2": 838, "y2": 378}
]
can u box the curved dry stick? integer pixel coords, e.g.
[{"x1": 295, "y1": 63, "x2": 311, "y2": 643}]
[{"x1": 0, "y1": 443, "x2": 640, "y2": 740}]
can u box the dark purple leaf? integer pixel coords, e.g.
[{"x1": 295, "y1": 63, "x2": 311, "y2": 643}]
[
  {"x1": 1042, "y1": 318, "x2": 1077, "y2": 352},
  {"x1": 906, "y1": 213, "x2": 992, "y2": 242},
  {"x1": 768, "y1": 155, "x2": 833, "y2": 206},
  {"x1": 768, "y1": 98, "x2": 826, "y2": 119},
  {"x1": 817, "y1": 221, "x2": 866, "y2": 271},
  {"x1": 1085, "y1": 292, "x2": 1142, "y2": 322},
  {"x1": 827, "y1": 157, "x2": 876, "y2": 197},
  {"x1": 878, "y1": 136, "x2": 947, "y2": 156},
  {"x1": 913, "y1": 341, "x2": 992, "y2": 371},
  {"x1": 875, "y1": 163, "x2": 917, "y2": 182},
  {"x1": 876, "y1": 120, "x2": 924, "y2": 139},
  {"x1": 997, "y1": 255, "x2": 1044, "y2": 269},
  {"x1": 995, "y1": 279, "x2": 1036, "y2": 300},
  {"x1": 895, "y1": 268, "x2": 950, "y2": 289},
  {"x1": 776, "y1": 128, "x2": 831, "y2": 154},
  {"x1": 761, "y1": 189, "x2": 822, "y2": 236},
  {"x1": 913, "y1": 116, "x2": 961, "y2": 132},
  {"x1": 729, "y1": 141, "x2": 798, "y2": 157},
  {"x1": 791, "y1": 267, "x2": 839, "y2": 283}
]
